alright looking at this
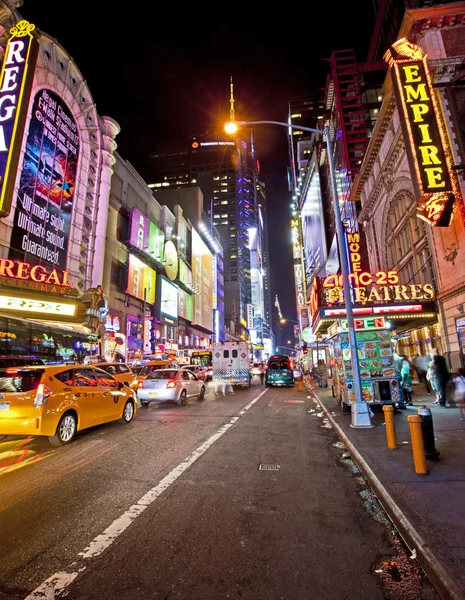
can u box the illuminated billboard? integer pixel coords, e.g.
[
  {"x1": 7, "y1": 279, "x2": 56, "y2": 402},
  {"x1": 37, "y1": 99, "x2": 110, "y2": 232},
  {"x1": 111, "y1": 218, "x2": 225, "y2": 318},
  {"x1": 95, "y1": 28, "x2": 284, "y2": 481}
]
[
  {"x1": 301, "y1": 154, "x2": 327, "y2": 278},
  {"x1": 192, "y1": 227, "x2": 213, "y2": 331},
  {"x1": 125, "y1": 254, "x2": 155, "y2": 303},
  {"x1": 160, "y1": 276, "x2": 178, "y2": 320},
  {"x1": 129, "y1": 208, "x2": 165, "y2": 261},
  {"x1": 384, "y1": 39, "x2": 459, "y2": 226},
  {"x1": 9, "y1": 89, "x2": 79, "y2": 269},
  {"x1": 0, "y1": 20, "x2": 39, "y2": 218}
]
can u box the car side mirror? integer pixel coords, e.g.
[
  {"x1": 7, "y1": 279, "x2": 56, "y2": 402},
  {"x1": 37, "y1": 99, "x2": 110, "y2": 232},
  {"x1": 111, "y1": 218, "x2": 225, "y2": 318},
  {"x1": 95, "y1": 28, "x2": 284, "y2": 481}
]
[{"x1": 118, "y1": 381, "x2": 124, "y2": 389}]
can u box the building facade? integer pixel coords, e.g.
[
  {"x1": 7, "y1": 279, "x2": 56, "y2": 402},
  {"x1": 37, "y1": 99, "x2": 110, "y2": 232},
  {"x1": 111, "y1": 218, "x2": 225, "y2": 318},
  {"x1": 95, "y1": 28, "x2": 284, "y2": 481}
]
[
  {"x1": 0, "y1": 7, "x2": 119, "y2": 362},
  {"x1": 354, "y1": 2, "x2": 465, "y2": 370}
]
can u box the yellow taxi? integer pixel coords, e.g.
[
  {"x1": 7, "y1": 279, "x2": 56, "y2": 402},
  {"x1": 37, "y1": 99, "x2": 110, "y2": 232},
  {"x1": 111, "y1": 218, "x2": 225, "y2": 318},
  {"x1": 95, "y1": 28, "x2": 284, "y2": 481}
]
[
  {"x1": 0, "y1": 364, "x2": 137, "y2": 446},
  {"x1": 130, "y1": 359, "x2": 178, "y2": 390},
  {"x1": 91, "y1": 362, "x2": 135, "y2": 387}
]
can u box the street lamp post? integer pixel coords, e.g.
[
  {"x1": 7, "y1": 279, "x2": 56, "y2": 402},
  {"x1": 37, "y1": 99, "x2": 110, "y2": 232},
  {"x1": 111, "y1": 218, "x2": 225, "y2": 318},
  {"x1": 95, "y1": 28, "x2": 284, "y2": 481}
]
[{"x1": 225, "y1": 120, "x2": 371, "y2": 428}]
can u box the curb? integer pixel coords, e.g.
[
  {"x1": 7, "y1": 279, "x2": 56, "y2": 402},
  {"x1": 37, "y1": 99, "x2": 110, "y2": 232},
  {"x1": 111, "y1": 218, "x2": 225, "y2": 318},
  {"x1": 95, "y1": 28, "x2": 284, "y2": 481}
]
[{"x1": 307, "y1": 385, "x2": 465, "y2": 600}]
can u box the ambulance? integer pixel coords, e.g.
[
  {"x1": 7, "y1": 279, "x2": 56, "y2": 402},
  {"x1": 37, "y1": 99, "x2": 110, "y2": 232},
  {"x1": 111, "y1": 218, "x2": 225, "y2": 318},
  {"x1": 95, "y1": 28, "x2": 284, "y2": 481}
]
[{"x1": 212, "y1": 342, "x2": 251, "y2": 387}]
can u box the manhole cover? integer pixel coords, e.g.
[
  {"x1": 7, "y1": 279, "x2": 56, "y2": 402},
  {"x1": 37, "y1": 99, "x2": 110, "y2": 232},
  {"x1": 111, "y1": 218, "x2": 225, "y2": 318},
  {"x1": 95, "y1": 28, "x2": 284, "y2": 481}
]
[{"x1": 259, "y1": 464, "x2": 280, "y2": 471}]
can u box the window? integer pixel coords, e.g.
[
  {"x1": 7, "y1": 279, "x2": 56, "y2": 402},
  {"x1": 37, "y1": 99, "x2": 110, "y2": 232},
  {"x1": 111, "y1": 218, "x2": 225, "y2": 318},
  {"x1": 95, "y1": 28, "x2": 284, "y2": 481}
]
[
  {"x1": 96, "y1": 369, "x2": 118, "y2": 387},
  {"x1": 73, "y1": 368, "x2": 97, "y2": 386},
  {"x1": 0, "y1": 369, "x2": 43, "y2": 392},
  {"x1": 232, "y1": 350, "x2": 238, "y2": 358},
  {"x1": 116, "y1": 208, "x2": 129, "y2": 242},
  {"x1": 223, "y1": 350, "x2": 230, "y2": 358},
  {"x1": 182, "y1": 371, "x2": 190, "y2": 381},
  {"x1": 117, "y1": 364, "x2": 130, "y2": 373},
  {"x1": 55, "y1": 370, "x2": 74, "y2": 385}
]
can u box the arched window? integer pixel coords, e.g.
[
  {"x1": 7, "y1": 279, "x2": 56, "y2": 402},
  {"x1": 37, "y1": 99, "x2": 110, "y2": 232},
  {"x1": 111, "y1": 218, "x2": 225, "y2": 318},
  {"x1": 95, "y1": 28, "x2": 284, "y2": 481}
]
[{"x1": 386, "y1": 193, "x2": 434, "y2": 285}]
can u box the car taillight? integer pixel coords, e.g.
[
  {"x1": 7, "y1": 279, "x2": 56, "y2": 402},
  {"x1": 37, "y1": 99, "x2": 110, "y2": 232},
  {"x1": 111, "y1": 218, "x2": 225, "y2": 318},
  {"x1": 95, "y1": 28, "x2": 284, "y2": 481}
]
[
  {"x1": 138, "y1": 381, "x2": 144, "y2": 388},
  {"x1": 34, "y1": 384, "x2": 52, "y2": 407},
  {"x1": 167, "y1": 381, "x2": 176, "y2": 388}
]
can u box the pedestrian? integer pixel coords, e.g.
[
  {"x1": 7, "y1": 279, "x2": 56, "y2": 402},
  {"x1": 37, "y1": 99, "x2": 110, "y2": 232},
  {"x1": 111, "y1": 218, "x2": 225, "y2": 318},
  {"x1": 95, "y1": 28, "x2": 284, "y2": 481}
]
[
  {"x1": 394, "y1": 352, "x2": 407, "y2": 409},
  {"x1": 412, "y1": 353, "x2": 432, "y2": 394},
  {"x1": 453, "y1": 368, "x2": 465, "y2": 421},
  {"x1": 401, "y1": 357, "x2": 413, "y2": 406},
  {"x1": 427, "y1": 352, "x2": 450, "y2": 407},
  {"x1": 260, "y1": 364, "x2": 265, "y2": 385}
]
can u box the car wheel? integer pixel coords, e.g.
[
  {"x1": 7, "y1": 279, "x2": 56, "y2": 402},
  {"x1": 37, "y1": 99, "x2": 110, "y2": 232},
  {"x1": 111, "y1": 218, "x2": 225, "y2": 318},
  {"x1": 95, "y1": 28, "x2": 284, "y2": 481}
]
[
  {"x1": 198, "y1": 385, "x2": 205, "y2": 401},
  {"x1": 121, "y1": 400, "x2": 134, "y2": 423},
  {"x1": 49, "y1": 412, "x2": 77, "y2": 446},
  {"x1": 140, "y1": 400, "x2": 149, "y2": 407},
  {"x1": 177, "y1": 390, "x2": 187, "y2": 407}
]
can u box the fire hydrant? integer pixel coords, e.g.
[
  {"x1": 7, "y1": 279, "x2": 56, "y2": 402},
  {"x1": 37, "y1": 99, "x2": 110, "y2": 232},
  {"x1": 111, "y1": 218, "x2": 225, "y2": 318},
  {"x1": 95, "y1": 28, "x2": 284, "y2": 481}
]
[{"x1": 418, "y1": 405, "x2": 440, "y2": 460}]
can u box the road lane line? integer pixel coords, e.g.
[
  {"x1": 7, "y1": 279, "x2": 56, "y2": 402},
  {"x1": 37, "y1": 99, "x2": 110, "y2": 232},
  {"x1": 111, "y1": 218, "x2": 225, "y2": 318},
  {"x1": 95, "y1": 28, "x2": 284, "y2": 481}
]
[{"x1": 25, "y1": 388, "x2": 268, "y2": 599}]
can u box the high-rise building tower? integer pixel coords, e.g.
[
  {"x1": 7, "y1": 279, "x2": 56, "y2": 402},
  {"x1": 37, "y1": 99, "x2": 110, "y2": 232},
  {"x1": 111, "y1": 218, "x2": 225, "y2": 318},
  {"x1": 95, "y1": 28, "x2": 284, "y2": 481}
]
[{"x1": 141, "y1": 81, "x2": 273, "y2": 351}]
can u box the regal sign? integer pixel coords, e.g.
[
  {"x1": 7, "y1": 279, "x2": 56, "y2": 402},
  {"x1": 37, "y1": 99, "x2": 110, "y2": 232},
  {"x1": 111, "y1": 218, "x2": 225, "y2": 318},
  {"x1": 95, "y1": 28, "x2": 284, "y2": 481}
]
[
  {"x1": 384, "y1": 38, "x2": 459, "y2": 226},
  {"x1": 0, "y1": 21, "x2": 39, "y2": 217}
]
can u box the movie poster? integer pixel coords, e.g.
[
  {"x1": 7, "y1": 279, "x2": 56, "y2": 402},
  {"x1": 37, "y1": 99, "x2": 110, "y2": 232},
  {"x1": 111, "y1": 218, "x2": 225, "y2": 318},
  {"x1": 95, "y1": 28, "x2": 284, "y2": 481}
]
[{"x1": 9, "y1": 89, "x2": 79, "y2": 269}]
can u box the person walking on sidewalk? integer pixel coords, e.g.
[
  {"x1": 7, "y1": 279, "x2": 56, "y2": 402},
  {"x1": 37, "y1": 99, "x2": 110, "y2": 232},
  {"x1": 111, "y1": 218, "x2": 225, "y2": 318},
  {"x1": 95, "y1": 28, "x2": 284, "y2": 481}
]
[
  {"x1": 413, "y1": 353, "x2": 432, "y2": 394},
  {"x1": 401, "y1": 357, "x2": 413, "y2": 406},
  {"x1": 452, "y1": 368, "x2": 465, "y2": 420},
  {"x1": 394, "y1": 352, "x2": 407, "y2": 409},
  {"x1": 427, "y1": 352, "x2": 450, "y2": 407}
]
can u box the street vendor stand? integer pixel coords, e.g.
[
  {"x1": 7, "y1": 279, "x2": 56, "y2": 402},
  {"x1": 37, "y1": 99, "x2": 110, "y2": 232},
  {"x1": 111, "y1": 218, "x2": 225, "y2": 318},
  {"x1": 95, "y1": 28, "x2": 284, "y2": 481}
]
[{"x1": 326, "y1": 317, "x2": 400, "y2": 412}]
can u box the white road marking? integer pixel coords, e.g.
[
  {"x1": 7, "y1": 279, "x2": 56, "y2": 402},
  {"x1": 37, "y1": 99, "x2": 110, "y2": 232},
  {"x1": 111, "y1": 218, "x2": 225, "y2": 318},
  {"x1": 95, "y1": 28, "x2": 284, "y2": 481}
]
[{"x1": 25, "y1": 388, "x2": 269, "y2": 599}]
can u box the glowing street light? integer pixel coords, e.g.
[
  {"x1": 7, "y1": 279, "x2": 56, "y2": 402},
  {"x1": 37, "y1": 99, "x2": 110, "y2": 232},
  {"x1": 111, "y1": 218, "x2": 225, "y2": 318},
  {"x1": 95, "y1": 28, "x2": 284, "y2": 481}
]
[{"x1": 225, "y1": 119, "x2": 371, "y2": 428}]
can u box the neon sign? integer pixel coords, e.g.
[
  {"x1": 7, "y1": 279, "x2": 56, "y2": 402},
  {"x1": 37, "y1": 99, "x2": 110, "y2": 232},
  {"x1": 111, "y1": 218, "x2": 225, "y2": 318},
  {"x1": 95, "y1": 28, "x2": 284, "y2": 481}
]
[
  {"x1": 325, "y1": 283, "x2": 435, "y2": 304},
  {"x1": 0, "y1": 259, "x2": 72, "y2": 287},
  {"x1": 384, "y1": 38, "x2": 459, "y2": 226},
  {"x1": 323, "y1": 270, "x2": 399, "y2": 288},
  {"x1": 0, "y1": 21, "x2": 39, "y2": 218},
  {"x1": 0, "y1": 294, "x2": 76, "y2": 316}
]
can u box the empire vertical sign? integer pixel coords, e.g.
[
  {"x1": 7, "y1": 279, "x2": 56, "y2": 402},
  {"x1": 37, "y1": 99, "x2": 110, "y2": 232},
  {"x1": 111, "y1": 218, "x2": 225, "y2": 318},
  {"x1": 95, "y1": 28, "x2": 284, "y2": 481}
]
[
  {"x1": 384, "y1": 38, "x2": 459, "y2": 226},
  {"x1": 0, "y1": 20, "x2": 39, "y2": 218}
]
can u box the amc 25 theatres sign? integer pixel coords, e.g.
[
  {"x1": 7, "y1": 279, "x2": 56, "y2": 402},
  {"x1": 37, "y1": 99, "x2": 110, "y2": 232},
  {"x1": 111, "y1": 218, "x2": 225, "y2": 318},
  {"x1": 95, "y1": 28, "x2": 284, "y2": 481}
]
[
  {"x1": 384, "y1": 38, "x2": 460, "y2": 227},
  {"x1": 0, "y1": 20, "x2": 39, "y2": 218}
]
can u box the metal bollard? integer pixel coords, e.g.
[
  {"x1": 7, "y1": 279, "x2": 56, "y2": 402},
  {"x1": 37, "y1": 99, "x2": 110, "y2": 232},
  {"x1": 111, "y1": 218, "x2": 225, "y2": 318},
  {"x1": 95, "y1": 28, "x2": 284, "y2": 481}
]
[
  {"x1": 383, "y1": 405, "x2": 397, "y2": 449},
  {"x1": 407, "y1": 415, "x2": 428, "y2": 475},
  {"x1": 418, "y1": 405, "x2": 440, "y2": 460}
]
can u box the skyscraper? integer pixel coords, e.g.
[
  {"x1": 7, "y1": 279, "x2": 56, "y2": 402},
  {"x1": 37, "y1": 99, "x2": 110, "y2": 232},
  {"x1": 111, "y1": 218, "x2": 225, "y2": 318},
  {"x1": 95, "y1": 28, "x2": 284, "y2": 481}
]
[{"x1": 141, "y1": 86, "x2": 273, "y2": 351}]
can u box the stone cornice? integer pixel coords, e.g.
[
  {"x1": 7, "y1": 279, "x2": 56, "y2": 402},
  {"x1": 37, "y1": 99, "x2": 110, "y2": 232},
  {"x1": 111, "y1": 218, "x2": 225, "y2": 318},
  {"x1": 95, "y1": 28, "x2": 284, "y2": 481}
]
[{"x1": 436, "y1": 281, "x2": 465, "y2": 303}]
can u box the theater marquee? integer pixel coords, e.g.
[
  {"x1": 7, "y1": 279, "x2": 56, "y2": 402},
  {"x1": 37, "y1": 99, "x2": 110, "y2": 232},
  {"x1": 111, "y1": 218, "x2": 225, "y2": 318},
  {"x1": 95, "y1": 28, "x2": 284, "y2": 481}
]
[{"x1": 384, "y1": 38, "x2": 460, "y2": 227}]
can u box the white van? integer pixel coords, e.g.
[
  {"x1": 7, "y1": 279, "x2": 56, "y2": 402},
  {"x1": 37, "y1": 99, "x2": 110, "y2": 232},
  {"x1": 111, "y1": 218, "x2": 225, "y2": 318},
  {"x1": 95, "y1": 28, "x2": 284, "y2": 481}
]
[{"x1": 212, "y1": 342, "x2": 251, "y2": 388}]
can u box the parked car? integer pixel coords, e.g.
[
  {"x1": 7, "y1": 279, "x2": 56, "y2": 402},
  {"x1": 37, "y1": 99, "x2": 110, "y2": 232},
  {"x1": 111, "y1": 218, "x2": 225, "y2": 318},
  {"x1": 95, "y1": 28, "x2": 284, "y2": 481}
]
[
  {"x1": 130, "y1": 360, "x2": 178, "y2": 390},
  {"x1": 250, "y1": 362, "x2": 265, "y2": 377},
  {"x1": 0, "y1": 356, "x2": 45, "y2": 368},
  {"x1": 182, "y1": 365, "x2": 206, "y2": 381},
  {"x1": 265, "y1": 355, "x2": 295, "y2": 387},
  {"x1": 0, "y1": 365, "x2": 136, "y2": 446},
  {"x1": 92, "y1": 362, "x2": 135, "y2": 387},
  {"x1": 137, "y1": 368, "x2": 205, "y2": 406}
]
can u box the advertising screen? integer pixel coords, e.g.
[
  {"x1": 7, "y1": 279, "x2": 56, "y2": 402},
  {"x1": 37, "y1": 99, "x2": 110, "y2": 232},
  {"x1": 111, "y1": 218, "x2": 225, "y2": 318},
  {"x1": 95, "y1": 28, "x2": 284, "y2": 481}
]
[
  {"x1": 126, "y1": 254, "x2": 156, "y2": 303},
  {"x1": 129, "y1": 208, "x2": 149, "y2": 251},
  {"x1": 9, "y1": 89, "x2": 79, "y2": 269},
  {"x1": 301, "y1": 154, "x2": 327, "y2": 280},
  {"x1": 160, "y1": 277, "x2": 178, "y2": 319},
  {"x1": 178, "y1": 288, "x2": 186, "y2": 319},
  {"x1": 192, "y1": 228, "x2": 213, "y2": 332},
  {"x1": 129, "y1": 208, "x2": 165, "y2": 260}
]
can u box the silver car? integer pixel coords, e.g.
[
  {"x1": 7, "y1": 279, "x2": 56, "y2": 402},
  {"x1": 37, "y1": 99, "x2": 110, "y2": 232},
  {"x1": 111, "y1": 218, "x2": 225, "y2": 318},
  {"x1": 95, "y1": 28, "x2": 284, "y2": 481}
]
[{"x1": 137, "y1": 369, "x2": 205, "y2": 407}]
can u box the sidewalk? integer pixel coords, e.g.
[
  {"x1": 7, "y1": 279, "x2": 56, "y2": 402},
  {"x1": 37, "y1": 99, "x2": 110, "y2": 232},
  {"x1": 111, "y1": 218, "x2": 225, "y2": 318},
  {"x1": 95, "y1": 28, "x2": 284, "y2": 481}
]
[{"x1": 308, "y1": 378, "x2": 465, "y2": 600}]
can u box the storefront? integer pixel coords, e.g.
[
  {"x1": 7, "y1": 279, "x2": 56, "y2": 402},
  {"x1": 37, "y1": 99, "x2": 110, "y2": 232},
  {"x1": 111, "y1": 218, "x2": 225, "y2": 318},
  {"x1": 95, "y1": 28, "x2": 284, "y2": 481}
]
[
  {"x1": 310, "y1": 271, "x2": 439, "y2": 407},
  {"x1": 0, "y1": 261, "x2": 107, "y2": 363}
]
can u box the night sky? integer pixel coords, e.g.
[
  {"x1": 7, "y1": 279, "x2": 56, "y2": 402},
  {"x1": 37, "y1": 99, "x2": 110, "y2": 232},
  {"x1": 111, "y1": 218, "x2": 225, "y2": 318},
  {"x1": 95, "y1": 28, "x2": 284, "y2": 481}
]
[{"x1": 16, "y1": 1, "x2": 376, "y2": 333}]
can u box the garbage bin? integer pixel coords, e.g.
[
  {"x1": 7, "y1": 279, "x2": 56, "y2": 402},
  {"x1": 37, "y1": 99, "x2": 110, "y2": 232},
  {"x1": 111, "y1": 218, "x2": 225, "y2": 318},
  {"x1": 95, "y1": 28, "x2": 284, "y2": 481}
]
[{"x1": 418, "y1": 405, "x2": 440, "y2": 460}]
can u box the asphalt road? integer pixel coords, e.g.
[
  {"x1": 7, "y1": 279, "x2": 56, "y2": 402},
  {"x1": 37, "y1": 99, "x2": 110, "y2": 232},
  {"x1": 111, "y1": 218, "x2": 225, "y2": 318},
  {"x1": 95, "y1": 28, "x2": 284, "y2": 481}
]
[{"x1": 0, "y1": 380, "x2": 438, "y2": 599}]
